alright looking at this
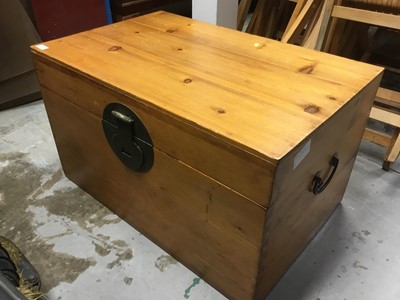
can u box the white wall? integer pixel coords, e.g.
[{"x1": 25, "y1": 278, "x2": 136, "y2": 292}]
[{"x1": 192, "y1": 0, "x2": 238, "y2": 29}]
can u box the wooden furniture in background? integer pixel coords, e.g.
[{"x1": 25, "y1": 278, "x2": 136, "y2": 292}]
[
  {"x1": 364, "y1": 89, "x2": 400, "y2": 170},
  {"x1": 238, "y1": 0, "x2": 295, "y2": 38},
  {"x1": 238, "y1": 0, "x2": 253, "y2": 30},
  {"x1": 110, "y1": 0, "x2": 190, "y2": 21},
  {"x1": 323, "y1": 3, "x2": 400, "y2": 55},
  {"x1": 323, "y1": 2, "x2": 400, "y2": 170},
  {"x1": 239, "y1": 0, "x2": 335, "y2": 48},
  {"x1": 31, "y1": 11, "x2": 382, "y2": 299},
  {"x1": 0, "y1": 0, "x2": 41, "y2": 110},
  {"x1": 281, "y1": 0, "x2": 324, "y2": 44},
  {"x1": 31, "y1": 0, "x2": 109, "y2": 41}
]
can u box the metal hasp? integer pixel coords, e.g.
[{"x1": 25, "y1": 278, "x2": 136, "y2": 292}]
[{"x1": 102, "y1": 103, "x2": 154, "y2": 172}]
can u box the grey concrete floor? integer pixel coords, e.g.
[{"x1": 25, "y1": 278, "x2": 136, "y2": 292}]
[{"x1": 0, "y1": 100, "x2": 399, "y2": 300}]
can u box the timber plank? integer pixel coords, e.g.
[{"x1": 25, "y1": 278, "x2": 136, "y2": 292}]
[
  {"x1": 332, "y1": 5, "x2": 400, "y2": 30},
  {"x1": 363, "y1": 128, "x2": 392, "y2": 147}
]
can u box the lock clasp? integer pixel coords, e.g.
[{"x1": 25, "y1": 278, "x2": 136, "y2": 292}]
[{"x1": 102, "y1": 103, "x2": 154, "y2": 172}]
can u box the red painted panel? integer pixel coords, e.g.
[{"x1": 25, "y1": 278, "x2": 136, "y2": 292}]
[{"x1": 31, "y1": 0, "x2": 108, "y2": 41}]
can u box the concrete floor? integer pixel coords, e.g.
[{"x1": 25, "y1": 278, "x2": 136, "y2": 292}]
[{"x1": 0, "y1": 100, "x2": 399, "y2": 300}]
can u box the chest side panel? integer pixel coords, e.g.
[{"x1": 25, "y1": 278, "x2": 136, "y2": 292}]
[
  {"x1": 37, "y1": 72, "x2": 268, "y2": 300},
  {"x1": 254, "y1": 75, "x2": 382, "y2": 299}
]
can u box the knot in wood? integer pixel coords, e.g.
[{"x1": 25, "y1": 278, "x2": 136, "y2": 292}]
[
  {"x1": 304, "y1": 105, "x2": 320, "y2": 114},
  {"x1": 253, "y1": 43, "x2": 266, "y2": 49},
  {"x1": 298, "y1": 63, "x2": 316, "y2": 74},
  {"x1": 108, "y1": 45, "x2": 122, "y2": 51}
]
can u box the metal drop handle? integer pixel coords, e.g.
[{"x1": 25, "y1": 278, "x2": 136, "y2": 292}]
[{"x1": 312, "y1": 155, "x2": 339, "y2": 195}]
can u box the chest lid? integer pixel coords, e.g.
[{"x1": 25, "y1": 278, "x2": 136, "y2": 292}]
[{"x1": 31, "y1": 11, "x2": 382, "y2": 163}]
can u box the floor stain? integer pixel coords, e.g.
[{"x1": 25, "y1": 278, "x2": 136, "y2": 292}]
[
  {"x1": 341, "y1": 265, "x2": 347, "y2": 273},
  {"x1": 93, "y1": 241, "x2": 111, "y2": 257},
  {"x1": 361, "y1": 230, "x2": 371, "y2": 236},
  {"x1": 352, "y1": 232, "x2": 367, "y2": 244},
  {"x1": 112, "y1": 240, "x2": 129, "y2": 248},
  {"x1": 107, "y1": 249, "x2": 133, "y2": 269},
  {"x1": 39, "y1": 187, "x2": 118, "y2": 230},
  {"x1": 184, "y1": 277, "x2": 201, "y2": 299},
  {"x1": 123, "y1": 277, "x2": 133, "y2": 285},
  {"x1": 0, "y1": 124, "x2": 16, "y2": 135},
  {"x1": 352, "y1": 260, "x2": 368, "y2": 270},
  {"x1": 0, "y1": 152, "x2": 97, "y2": 292},
  {"x1": 30, "y1": 169, "x2": 64, "y2": 199},
  {"x1": 154, "y1": 254, "x2": 178, "y2": 272},
  {"x1": 97, "y1": 234, "x2": 111, "y2": 241}
]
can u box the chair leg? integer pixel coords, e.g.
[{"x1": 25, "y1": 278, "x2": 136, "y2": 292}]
[
  {"x1": 383, "y1": 128, "x2": 400, "y2": 171},
  {"x1": 382, "y1": 160, "x2": 391, "y2": 171}
]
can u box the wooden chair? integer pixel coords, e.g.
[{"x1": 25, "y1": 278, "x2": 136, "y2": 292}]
[
  {"x1": 322, "y1": 1, "x2": 400, "y2": 170},
  {"x1": 364, "y1": 89, "x2": 400, "y2": 170}
]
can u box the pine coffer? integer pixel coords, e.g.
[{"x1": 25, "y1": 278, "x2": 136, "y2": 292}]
[{"x1": 31, "y1": 11, "x2": 383, "y2": 300}]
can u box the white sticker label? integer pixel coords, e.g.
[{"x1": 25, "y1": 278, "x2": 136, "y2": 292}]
[
  {"x1": 293, "y1": 139, "x2": 311, "y2": 169},
  {"x1": 35, "y1": 44, "x2": 49, "y2": 50}
]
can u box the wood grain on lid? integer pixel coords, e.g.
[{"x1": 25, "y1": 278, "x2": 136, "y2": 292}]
[{"x1": 31, "y1": 11, "x2": 383, "y2": 162}]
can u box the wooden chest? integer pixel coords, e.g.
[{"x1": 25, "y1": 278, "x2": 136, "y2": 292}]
[
  {"x1": 31, "y1": 12, "x2": 383, "y2": 300},
  {"x1": 110, "y1": 0, "x2": 190, "y2": 22}
]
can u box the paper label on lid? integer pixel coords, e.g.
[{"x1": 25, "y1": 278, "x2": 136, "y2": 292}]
[
  {"x1": 35, "y1": 44, "x2": 49, "y2": 50},
  {"x1": 293, "y1": 139, "x2": 311, "y2": 169}
]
